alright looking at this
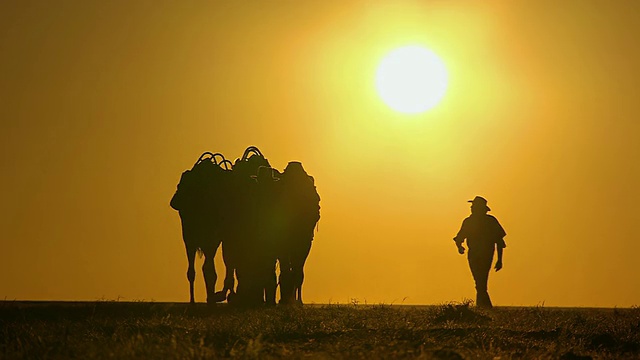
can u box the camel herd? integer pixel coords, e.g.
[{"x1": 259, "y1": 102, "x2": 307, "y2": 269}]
[{"x1": 170, "y1": 146, "x2": 320, "y2": 306}]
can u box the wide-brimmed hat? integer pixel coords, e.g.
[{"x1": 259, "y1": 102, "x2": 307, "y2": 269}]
[
  {"x1": 468, "y1": 196, "x2": 490, "y2": 211},
  {"x1": 250, "y1": 166, "x2": 279, "y2": 181},
  {"x1": 284, "y1": 161, "x2": 307, "y2": 175}
]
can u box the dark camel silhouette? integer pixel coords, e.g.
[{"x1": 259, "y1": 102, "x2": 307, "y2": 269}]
[
  {"x1": 251, "y1": 165, "x2": 283, "y2": 306},
  {"x1": 170, "y1": 146, "x2": 320, "y2": 306},
  {"x1": 242, "y1": 161, "x2": 320, "y2": 306},
  {"x1": 276, "y1": 161, "x2": 320, "y2": 305},
  {"x1": 170, "y1": 152, "x2": 232, "y2": 303},
  {"x1": 221, "y1": 146, "x2": 272, "y2": 306}
]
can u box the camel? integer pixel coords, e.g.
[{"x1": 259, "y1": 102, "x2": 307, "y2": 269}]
[
  {"x1": 276, "y1": 161, "x2": 320, "y2": 305},
  {"x1": 223, "y1": 157, "x2": 320, "y2": 306},
  {"x1": 218, "y1": 146, "x2": 272, "y2": 306},
  {"x1": 170, "y1": 152, "x2": 232, "y2": 303},
  {"x1": 170, "y1": 147, "x2": 319, "y2": 306}
]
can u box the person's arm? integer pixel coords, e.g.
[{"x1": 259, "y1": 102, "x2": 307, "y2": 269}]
[
  {"x1": 494, "y1": 242, "x2": 504, "y2": 271},
  {"x1": 493, "y1": 216, "x2": 506, "y2": 271},
  {"x1": 454, "y1": 241, "x2": 466, "y2": 254},
  {"x1": 453, "y1": 219, "x2": 468, "y2": 254}
]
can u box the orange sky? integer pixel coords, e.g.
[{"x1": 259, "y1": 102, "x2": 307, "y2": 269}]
[{"x1": 1, "y1": 1, "x2": 639, "y2": 307}]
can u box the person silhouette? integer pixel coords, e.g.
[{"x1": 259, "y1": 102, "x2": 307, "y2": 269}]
[{"x1": 453, "y1": 196, "x2": 506, "y2": 308}]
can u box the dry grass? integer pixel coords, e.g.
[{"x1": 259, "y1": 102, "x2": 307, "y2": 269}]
[{"x1": 1, "y1": 301, "x2": 639, "y2": 359}]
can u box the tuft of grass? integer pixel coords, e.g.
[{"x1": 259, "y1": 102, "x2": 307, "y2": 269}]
[{"x1": 432, "y1": 299, "x2": 491, "y2": 324}]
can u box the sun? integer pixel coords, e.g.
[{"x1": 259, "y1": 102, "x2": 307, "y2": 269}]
[{"x1": 376, "y1": 46, "x2": 448, "y2": 114}]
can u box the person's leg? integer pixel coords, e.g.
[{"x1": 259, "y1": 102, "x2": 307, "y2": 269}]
[{"x1": 468, "y1": 253, "x2": 493, "y2": 308}]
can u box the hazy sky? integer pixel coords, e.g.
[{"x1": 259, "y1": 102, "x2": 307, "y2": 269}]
[{"x1": 2, "y1": 1, "x2": 639, "y2": 307}]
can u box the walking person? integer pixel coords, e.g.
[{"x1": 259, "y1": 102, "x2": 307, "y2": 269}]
[{"x1": 453, "y1": 196, "x2": 506, "y2": 308}]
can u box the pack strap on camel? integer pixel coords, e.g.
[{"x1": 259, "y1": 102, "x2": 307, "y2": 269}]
[
  {"x1": 193, "y1": 151, "x2": 226, "y2": 168},
  {"x1": 233, "y1": 146, "x2": 271, "y2": 176},
  {"x1": 240, "y1": 146, "x2": 265, "y2": 161}
]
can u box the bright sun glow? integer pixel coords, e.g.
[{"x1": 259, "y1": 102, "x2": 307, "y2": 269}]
[{"x1": 376, "y1": 46, "x2": 448, "y2": 114}]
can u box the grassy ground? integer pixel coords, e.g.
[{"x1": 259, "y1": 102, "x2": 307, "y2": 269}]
[{"x1": 1, "y1": 301, "x2": 639, "y2": 359}]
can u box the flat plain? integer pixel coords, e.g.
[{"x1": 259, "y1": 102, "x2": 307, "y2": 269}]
[{"x1": 1, "y1": 300, "x2": 639, "y2": 359}]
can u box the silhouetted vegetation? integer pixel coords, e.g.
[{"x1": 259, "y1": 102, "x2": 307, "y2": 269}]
[
  {"x1": 1, "y1": 301, "x2": 639, "y2": 359},
  {"x1": 432, "y1": 299, "x2": 491, "y2": 324}
]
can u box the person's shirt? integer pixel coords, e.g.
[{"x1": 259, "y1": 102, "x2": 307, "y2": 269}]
[{"x1": 454, "y1": 214, "x2": 507, "y2": 255}]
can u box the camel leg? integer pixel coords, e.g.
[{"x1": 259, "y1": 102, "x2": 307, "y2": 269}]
[
  {"x1": 264, "y1": 259, "x2": 277, "y2": 306},
  {"x1": 202, "y1": 244, "x2": 219, "y2": 304},
  {"x1": 221, "y1": 240, "x2": 236, "y2": 297},
  {"x1": 223, "y1": 267, "x2": 236, "y2": 297},
  {"x1": 293, "y1": 267, "x2": 305, "y2": 304},
  {"x1": 292, "y1": 240, "x2": 312, "y2": 305},
  {"x1": 186, "y1": 246, "x2": 197, "y2": 304},
  {"x1": 278, "y1": 263, "x2": 295, "y2": 305},
  {"x1": 277, "y1": 248, "x2": 295, "y2": 305}
]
